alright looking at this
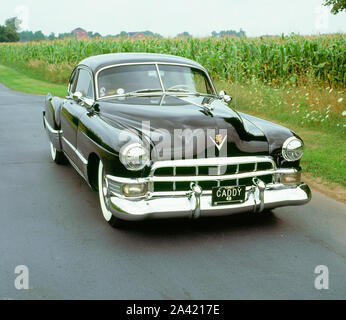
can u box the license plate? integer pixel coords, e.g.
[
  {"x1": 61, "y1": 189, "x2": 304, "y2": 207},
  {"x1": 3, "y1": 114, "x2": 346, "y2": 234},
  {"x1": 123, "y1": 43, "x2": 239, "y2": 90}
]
[{"x1": 212, "y1": 185, "x2": 246, "y2": 206}]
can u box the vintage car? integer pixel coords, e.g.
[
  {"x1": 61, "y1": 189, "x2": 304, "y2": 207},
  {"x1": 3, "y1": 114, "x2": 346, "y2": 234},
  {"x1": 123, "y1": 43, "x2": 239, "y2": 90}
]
[{"x1": 43, "y1": 53, "x2": 311, "y2": 227}]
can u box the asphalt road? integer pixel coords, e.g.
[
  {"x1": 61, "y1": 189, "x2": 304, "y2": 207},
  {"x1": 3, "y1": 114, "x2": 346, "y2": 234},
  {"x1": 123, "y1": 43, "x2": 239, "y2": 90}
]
[{"x1": 0, "y1": 83, "x2": 345, "y2": 299}]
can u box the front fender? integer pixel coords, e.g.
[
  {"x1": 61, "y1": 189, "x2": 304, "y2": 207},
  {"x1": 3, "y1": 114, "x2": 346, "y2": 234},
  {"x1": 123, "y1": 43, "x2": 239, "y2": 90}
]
[
  {"x1": 238, "y1": 112, "x2": 295, "y2": 154},
  {"x1": 78, "y1": 112, "x2": 146, "y2": 179}
]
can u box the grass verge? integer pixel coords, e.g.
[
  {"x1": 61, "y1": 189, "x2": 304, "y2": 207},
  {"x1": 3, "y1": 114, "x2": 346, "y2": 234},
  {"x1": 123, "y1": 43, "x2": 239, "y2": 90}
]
[{"x1": 0, "y1": 64, "x2": 67, "y2": 97}]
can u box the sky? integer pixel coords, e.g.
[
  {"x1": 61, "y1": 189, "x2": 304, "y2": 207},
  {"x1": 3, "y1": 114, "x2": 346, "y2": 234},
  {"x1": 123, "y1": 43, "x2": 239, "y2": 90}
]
[{"x1": 0, "y1": 0, "x2": 345, "y2": 37}]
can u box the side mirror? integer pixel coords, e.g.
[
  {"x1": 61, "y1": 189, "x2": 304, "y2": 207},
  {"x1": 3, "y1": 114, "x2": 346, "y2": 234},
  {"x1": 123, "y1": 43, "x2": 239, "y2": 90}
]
[
  {"x1": 72, "y1": 91, "x2": 82, "y2": 101},
  {"x1": 219, "y1": 90, "x2": 232, "y2": 103},
  {"x1": 223, "y1": 95, "x2": 232, "y2": 103}
]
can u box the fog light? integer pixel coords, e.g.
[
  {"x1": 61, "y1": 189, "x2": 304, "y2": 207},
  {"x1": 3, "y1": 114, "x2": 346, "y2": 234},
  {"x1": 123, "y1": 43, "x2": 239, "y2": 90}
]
[
  {"x1": 122, "y1": 183, "x2": 148, "y2": 197},
  {"x1": 281, "y1": 172, "x2": 301, "y2": 185}
]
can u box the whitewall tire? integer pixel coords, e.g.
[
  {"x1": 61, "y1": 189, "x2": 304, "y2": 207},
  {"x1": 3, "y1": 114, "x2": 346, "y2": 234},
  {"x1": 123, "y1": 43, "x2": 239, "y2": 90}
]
[
  {"x1": 98, "y1": 160, "x2": 125, "y2": 228},
  {"x1": 50, "y1": 142, "x2": 66, "y2": 164}
]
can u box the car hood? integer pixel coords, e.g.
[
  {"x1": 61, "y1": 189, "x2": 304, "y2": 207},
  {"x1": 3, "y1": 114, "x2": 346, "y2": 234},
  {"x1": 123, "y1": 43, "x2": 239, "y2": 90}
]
[{"x1": 97, "y1": 95, "x2": 293, "y2": 160}]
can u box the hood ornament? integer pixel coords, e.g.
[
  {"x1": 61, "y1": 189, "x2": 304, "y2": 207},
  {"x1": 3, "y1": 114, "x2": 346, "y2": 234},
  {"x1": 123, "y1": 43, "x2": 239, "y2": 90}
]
[{"x1": 210, "y1": 134, "x2": 227, "y2": 151}]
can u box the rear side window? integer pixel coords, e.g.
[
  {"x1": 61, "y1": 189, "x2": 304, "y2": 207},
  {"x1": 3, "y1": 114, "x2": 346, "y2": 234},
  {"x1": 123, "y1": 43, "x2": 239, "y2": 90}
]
[{"x1": 75, "y1": 69, "x2": 94, "y2": 98}]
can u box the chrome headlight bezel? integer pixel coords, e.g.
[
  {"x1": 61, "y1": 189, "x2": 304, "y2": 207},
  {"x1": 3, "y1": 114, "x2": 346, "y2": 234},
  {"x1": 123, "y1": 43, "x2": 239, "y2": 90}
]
[
  {"x1": 120, "y1": 143, "x2": 150, "y2": 171},
  {"x1": 282, "y1": 137, "x2": 304, "y2": 161}
]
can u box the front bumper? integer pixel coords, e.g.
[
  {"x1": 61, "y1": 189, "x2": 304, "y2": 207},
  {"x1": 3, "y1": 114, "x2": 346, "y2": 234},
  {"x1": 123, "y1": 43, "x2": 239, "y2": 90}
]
[{"x1": 107, "y1": 182, "x2": 311, "y2": 221}]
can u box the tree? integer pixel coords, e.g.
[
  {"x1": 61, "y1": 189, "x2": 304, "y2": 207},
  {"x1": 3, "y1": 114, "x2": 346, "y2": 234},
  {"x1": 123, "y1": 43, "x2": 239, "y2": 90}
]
[
  {"x1": 323, "y1": 0, "x2": 346, "y2": 14},
  {"x1": 1, "y1": 16, "x2": 20, "y2": 42},
  {"x1": 0, "y1": 25, "x2": 19, "y2": 42},
  {"x1": 177, "y1": 31, "x2": 191, "y2": 38},
  {"x1": 86, "y1": 31, "x2": 102, "y2": 38},
  {"x1": 5, "y1": 17, "x2": 20, "y2": 31},
  {"x1": 33, "y1": 30, "x2": 45, "y2": 41},
  {"x1": 48, "y1": 32, "x2": 55, "y2": 40},
  {"x1": 58, "y1": 32, "x2": 72, "y2": 39},
  {"x1": 211, "y1": 29, "x2": 246, "y2": 38},
  {"x1": 19, "y1": 30, "x2": 33, "y2": 41}
]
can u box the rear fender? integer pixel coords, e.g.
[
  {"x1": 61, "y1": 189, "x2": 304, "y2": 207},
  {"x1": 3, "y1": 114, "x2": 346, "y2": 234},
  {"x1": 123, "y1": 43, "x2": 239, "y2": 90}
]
[{"x1": 43, "y1": 93, "x2": 64, "y2": 151}]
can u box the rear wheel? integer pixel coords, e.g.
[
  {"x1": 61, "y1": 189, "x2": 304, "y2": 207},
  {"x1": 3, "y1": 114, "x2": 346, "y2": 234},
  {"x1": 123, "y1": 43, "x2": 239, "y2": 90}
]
[
  {"x1": 98, "y1": 160, "x2": 126, "y2": 228},
  {"x1": 50, "y1": 142, "x2": 66, "y2": 164}
]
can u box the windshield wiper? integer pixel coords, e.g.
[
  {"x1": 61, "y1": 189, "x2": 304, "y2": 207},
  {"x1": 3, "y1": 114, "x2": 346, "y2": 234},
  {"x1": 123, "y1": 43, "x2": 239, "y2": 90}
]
[
  {"x1": 165, "y1": 89, "x2": 218, "y2": 98},
  {"x1": 165, "y1": 89, "x2": 200, "y2": 95},
  {"x1": 125, "y1": 89, "x2": 163, "y2": 96}
]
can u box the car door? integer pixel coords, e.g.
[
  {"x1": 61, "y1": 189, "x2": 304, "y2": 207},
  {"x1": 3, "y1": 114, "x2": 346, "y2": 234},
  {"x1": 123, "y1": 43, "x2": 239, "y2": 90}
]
[{"x1": 61, "y1": 66, "x2": 94, "y2": 168}]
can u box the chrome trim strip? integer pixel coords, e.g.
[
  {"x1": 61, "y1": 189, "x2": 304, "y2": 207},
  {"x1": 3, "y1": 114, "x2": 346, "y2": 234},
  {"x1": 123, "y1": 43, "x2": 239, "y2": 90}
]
[
  {"x1": 64, "y1": 151, "x2": 85, "y2": 178},
  {"x1": 61, "y1": 136, "x2": 88, "y2": 165},
  {"x1": 150, "y1": 156, "x2": 276, "y2": 174},
  {"x1": 63, "y1": 151, "x2": 91, "y2": 187},
  {"x1": 106, "y1": 175, "x2": 148, "y2": 184},
  {"x1": 43, "y1": 116, "x2": 62, "y2": 134},
  {"x1": 106, "y1": 169, "x2": 297, "y2": 187},
  {"x1": 151, "y1": 169, "x2": 276, "y2": 182}
]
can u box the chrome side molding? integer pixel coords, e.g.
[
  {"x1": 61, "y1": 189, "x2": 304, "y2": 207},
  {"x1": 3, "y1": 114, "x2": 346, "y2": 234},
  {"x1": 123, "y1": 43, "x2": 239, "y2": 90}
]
[{"x1": 61, "y1": 136, "x2": 88, "y2": 165}]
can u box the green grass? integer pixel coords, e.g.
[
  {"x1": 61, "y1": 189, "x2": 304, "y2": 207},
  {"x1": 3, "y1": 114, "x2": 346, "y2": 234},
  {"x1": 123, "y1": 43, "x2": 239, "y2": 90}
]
[
  {"x1": 0, "y1": 64, "x2": 67, "y2": 97},
  {"x1": 0, "y1": 64, "x2": 344, "y2": 188},
  {"x1": 301, "y1": 130, "x2": 345, "y2": 186}
]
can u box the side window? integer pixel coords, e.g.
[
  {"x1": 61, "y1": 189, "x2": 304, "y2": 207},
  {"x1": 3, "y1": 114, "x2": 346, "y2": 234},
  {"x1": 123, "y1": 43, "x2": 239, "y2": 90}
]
[{"x1": 75, "y1": 69, "x2": 94, "y2": 98}]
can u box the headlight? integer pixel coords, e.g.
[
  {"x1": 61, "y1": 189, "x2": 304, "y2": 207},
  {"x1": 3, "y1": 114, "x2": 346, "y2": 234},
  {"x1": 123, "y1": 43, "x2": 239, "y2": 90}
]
[
  {"x1": 120, "y1": 143, "x2": 149, "y2": 171},
  {"x1": 282, "y1": 137, "x2": 304, "y2": 161}
]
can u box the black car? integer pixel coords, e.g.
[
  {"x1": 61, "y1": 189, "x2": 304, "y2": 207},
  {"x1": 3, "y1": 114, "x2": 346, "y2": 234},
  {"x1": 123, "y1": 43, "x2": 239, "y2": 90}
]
[{"x1": 43, "y1": 53, "x2": 311, "y2": 227}]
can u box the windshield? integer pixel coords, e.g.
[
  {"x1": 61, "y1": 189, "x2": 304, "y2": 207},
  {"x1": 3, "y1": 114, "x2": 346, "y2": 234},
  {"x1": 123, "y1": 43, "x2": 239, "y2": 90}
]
[
  {"x1": 97, "y1": 64, "x2": 161, "y2": 98},
  {"x1": 97, "y1": 63, "x2": 214, "y2": 98},
  {"x1": 158, "y1": 65, "x2": 213, "y2": 95}
]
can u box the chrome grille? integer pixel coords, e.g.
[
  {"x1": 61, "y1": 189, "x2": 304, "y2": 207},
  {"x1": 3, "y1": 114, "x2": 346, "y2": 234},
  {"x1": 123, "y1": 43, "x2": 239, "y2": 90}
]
[{"x1": 149, "y1": 156, "x2": 276, "y2": 195}]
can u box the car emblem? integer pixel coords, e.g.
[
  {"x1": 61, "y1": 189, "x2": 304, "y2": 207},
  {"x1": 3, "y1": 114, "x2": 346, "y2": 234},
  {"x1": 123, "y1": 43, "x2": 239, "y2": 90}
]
[{"x1": 210, "y1": 134, "x2": 227, "y2": 151}]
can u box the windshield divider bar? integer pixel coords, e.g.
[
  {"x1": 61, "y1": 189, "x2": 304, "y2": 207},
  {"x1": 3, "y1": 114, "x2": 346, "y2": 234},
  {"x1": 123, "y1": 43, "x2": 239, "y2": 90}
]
[{"x1": 155, "y1": 63, "x2": 165, "y2": 93}]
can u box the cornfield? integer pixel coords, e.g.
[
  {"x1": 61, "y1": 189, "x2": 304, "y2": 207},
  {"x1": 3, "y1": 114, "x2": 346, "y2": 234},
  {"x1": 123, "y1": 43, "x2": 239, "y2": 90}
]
[{"x1": 0, "y1": 34, "x2": 345, "y2": 88}]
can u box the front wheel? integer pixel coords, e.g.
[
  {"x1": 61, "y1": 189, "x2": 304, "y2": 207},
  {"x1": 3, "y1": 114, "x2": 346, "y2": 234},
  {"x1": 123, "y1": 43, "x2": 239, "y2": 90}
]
[
  {"x1": 50, "y1": 142, "x2": 66, "y2": 164},
  {"x1": 98, "y1": 160, "x2": 126, "y2": 228}
]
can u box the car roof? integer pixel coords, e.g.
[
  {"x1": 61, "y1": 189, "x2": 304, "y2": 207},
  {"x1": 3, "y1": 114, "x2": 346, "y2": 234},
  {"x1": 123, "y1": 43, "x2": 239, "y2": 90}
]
[{"x1": 79, "y1": 52, "x2": 206, "y2": 73}]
